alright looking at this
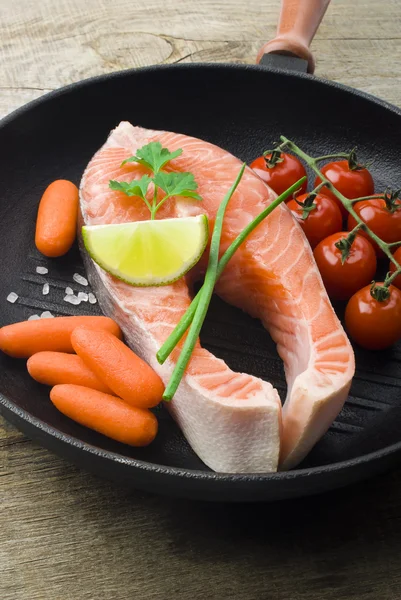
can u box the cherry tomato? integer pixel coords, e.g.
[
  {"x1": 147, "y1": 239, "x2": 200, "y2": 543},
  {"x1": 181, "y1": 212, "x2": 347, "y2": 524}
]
[
  {"x1": 348, "y1": 197, "x2": 401, "y2": 256},
  {"x1": 345, "y1": 283, "x2": 401, "y2": 350},
  {"x1": 313, "y1": 232, "x2": 377, "y2": 301},
  {"x1": 315, "y1": 160, "x2": 374, "y2": 218},
  {"x1": 287, "y1": 193, "x2": 343, "y2": 249},
  {"x1": 251, "y1": 152, "x2": 307, "y2": 195},
  {"x1": 389, "y1": 247, "x2": 401, "y2": 289}
]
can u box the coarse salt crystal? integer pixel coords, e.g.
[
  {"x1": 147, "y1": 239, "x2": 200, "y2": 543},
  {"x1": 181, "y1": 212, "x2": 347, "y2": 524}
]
[
  {"x1": 78, "y1": 292, "x2": 88, "y2": 302},
  {"x1": 65, "y1": 287, "x2": 74, "y2": 295},
  {"x1": 73, "y1": 273, "x2": 88, "y2": 286},
  {"x1": 88, "y1": 293, "x2": 97, "y2": 305},
  {"x1": 41, "y1": 311, "x2": 54, "y2": 319},
  {"x1": 36, "y1": 266, "x2": 48, "y2": 275},
  {"x1": 64, "y1": 294, "x2": 81, "y2": 306},
  {"x1": 7, "y1": 292, "x2": 18, "y2": 304},
  {"x1": 28, "y1": 314, "x2": 40, "y2": 321},
  {"x1": 42, "y1": 283, "x2": 50, "y2": 295}
]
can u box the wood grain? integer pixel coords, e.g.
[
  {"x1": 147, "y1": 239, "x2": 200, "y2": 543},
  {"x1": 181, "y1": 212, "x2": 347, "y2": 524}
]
[
  {"x1": 2, "y1": 1, "x2": 401, "y2": 599},
  {"x1": 1, "y1": 0, "x2": 401, "y2": 118},
  {"x1": 3, "y1": 417, "x2": 401, "y2": 600}
]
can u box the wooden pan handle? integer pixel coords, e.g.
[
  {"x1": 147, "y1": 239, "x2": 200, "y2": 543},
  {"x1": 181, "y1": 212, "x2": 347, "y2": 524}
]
[{"x1": 257, "y1": 0, "x2": 331, "y2": 73}]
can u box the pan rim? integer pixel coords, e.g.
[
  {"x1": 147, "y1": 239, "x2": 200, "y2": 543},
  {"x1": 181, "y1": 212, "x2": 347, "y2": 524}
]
[
  {"x1": 1, "y1": 392, "x2": 401, "y2": 482},
  {"x1": 1, "y1": 62, "x2": 401, "y2": 130},
  {"x1": 1, "y1": 61, "x2": 401, "y2": 485}
]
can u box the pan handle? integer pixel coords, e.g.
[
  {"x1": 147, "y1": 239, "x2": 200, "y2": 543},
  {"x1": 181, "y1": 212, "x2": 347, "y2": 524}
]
[{"x1": 257, "y1": 0, "x2": 331, "y2": 74}]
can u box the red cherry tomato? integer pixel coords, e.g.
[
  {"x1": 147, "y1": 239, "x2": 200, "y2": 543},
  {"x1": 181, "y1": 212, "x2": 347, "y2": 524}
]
[
  {"x1": 345, "y1": 283, "x2": 401, "y2": 350},
  {"x1": 287, "y1": 193, "x2": 343, "y2": 249},
  {"x1": 389, "y1": 247, "x2": 401, "y2": 289},
  {"x1": 348, "y1": 197, "x2": 401, "y2": 256},
  {"x1": 315, "y1": 160, "x2": 374, "y2": 218},
  {"x1": 251, "y1": 152, "x2": 307, "y2": 195},
  {"x1": 313, "y1": 232, "x2": 377, "y2": 301}
]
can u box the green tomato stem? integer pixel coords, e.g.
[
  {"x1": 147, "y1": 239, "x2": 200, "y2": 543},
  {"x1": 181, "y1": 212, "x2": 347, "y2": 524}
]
[
  {"x1": 163, "y1": 163, "x2": 247, "y2": 401},
  {"x1": 310, "y1": 181, "x2": 327, "y2": 195},
  {"x1": 335, "y1": 224, "x2": 363, "y2": 265},
  {"x1": 346, "y1": 223, "x2": 364, "y2": 241},
  {"x1": 350, "y1": 195, "x2": 381, "y2": 203},
  {"x1": 370, "y1": 281, "x2": 391, "y2": 302},
  {"x1": 384, "y1": 268, "x2": 401, "y2": 287},
  {"x1": 313, "y1": 152, "x2": 351, "y2": 162},
  {"x1": 157, "y1": 175, "x2": 307, "y2": 367},
  {"x1": 280, "y1": 136, "x2": 401, "y2": 287}
]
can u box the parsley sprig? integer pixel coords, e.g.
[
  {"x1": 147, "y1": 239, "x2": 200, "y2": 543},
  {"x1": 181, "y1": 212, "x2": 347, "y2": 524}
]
[{"x1": 110, "y1": 142, "x2": 201, "y2": 219}]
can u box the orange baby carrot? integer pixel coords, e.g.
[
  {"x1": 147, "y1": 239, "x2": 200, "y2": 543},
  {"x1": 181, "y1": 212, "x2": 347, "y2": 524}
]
[
  {"x1": 0, "y1": 316, "x2": 122, "y2": 358},
  {"x1": 27, "y1": 351, "x2": 113, "y2": 394},
  {"x1": 71, "y1": 327, "x2": 164, "y2": 409},
  {"x1": 35, "y1": 180, "x2": 79, "y2": 257},
  {"x1": 50, "y1": 384, "x2": 158, "y2": 446}
]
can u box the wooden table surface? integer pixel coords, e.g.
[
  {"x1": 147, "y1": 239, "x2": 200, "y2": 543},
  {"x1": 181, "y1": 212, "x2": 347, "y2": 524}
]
[{"x1": 2, "y1": 1, "x2": 401, "y2": 598}]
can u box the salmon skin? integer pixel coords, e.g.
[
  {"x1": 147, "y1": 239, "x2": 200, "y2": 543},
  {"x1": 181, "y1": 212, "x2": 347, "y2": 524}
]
[{"x1": 79, "y1": 121, "x2": 355, "y2": 473}]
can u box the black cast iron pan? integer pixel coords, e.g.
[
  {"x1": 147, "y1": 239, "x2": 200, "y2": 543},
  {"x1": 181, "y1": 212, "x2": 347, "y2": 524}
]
[{"x1": 2, "y1": 0, "x2": 401, "y2": 502}]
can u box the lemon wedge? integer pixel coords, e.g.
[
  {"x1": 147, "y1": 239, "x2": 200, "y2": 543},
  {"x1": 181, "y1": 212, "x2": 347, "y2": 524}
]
[{"x1": 82, "y1": 215, "x2": 209, "y2": 286}]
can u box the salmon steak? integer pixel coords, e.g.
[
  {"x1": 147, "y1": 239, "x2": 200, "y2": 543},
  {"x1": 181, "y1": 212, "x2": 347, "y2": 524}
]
[{"x1": 79, "y1": 121, "x2": 355, "y2": 473}]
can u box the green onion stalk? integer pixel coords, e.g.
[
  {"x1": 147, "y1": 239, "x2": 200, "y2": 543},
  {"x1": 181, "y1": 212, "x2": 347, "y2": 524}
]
[{"x1": 160, "y1": 172, "x2": 307, "y2": 399}]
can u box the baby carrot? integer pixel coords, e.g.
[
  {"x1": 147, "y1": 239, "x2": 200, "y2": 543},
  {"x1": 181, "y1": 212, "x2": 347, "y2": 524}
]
[
  {"x1": 50, "y1": 384, "x2": 158, "y2": 446},
  {"x1": 35, "y1": 180, "x2": 79, "y2": 257},
  {"x1": 27, "y1": 351, "x2": 113, "y2": 394},
  {"x1": 0, "y1": 316, "x2": 122, "y2": 358},
  {"x1": 71, "y1": 327, "x2": 164, "y2": 409}
]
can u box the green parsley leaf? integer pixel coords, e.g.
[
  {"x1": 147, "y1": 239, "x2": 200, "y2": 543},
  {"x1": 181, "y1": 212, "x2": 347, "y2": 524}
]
[
  {"x1": 122, "y1": 142, "x2": 183, "y2": 174},
  {"x1": 109, "y1": 175, "x2": 152, "y2": 199},
  {"x1": 154, "y1": 172, "x2": 202, "y2": 200}
]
